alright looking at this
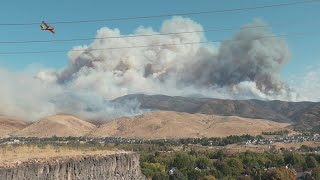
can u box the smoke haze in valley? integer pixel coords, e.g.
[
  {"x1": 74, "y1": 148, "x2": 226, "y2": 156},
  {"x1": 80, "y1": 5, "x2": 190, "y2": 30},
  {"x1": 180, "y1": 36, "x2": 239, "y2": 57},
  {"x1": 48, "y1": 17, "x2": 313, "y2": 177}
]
[{"x1": 0, "y1": 17, "x2": 319, "y2": 121}]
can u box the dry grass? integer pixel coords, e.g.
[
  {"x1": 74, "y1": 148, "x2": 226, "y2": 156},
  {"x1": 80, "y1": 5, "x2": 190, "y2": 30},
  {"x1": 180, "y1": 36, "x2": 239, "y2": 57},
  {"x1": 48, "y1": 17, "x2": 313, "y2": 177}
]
[
  {"x1": 0, "y1": 117, "x2": 27, "y2": 137},
  {"x1": 271, "y1": 141, "x2": 320, "y2": 149},
  {"x1": 169, "y1": 141, "x2": 320, "y2": 154},
  {"x1": 13, "y1": 115, "x2": 96, "y2": 137},
  {"x1": 91, "y1": 111, "x2": 292, "y2": 139},
  {"x1": 219, "y1": 141, "x2": 320, "y2": 153},
  {"x1": 0, "y1": 144, "x2": 125, "y2": 167}
]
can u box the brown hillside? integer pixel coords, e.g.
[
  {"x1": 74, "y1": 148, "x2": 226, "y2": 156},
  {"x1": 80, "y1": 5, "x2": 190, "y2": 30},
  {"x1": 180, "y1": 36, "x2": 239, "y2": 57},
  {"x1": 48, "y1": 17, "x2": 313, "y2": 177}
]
[
  {"x1": 113, "y1": 94, "x2": 320, "y2": 131},
  {"x1": 0, "y1": 117, "x2": 28, "y2": 137},
  {"x1": 14, "y1": 115, "x2": 96, "y2": 137},
  {"x1": 91, "y1": 111, "x2": 291, "y2": 139}
]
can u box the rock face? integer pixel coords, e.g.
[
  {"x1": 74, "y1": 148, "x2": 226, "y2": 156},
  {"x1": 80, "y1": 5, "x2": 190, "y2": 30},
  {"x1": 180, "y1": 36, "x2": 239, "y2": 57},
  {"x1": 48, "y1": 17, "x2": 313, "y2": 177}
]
[{"x1": 0, "y1": 153, "x2": 146, "y2": 180}]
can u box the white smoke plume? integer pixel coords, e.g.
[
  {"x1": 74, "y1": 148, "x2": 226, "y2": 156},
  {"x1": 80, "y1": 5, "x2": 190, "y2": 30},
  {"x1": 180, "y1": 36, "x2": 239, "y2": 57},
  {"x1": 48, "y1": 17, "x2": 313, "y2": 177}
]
[
  {"x1": 0, "y1": 16, "x2": 318, "y2": 121},
  {"x1": 289, "y1": 65, "x2": 320, "y2": 102},
  {"x1": 49, "y1": 17, "x2": 294, "y2": 99},
  {"x1": 0, "y1": 67, "x2": 149, "y2": 121}
]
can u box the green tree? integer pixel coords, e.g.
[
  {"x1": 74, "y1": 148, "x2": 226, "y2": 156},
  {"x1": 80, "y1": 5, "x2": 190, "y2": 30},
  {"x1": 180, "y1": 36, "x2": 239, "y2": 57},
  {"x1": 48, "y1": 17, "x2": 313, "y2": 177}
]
[
  {"x1": 214, "y1": 150, "x2": 226, "y2": 160},
  {"x1": 153, "y1": 172, "x2": 169, "y2": 180},
  {"x1": 300, "y1": 145, "x2": 312, "y2": 152},
  {"x1": 200, "y1": 137, "x2": 210, "y2": 146},
  {"x1": 284, "y1": 152, "x2": 305, "y2": 167},
  {"x1": 306, "y1": 156, "x2": 318, "y2": 168},
  {"x1": 201, "y1": 176, "x2": 217, "y2": 180},
  {"x1": 227, "y1": 158, "x2": 244, "y2": 176},
  {"x1": 216, "y1": 161, "x2": 232, "y2": 176},
  {"x1": 172, "y1": 153, "x2": 195, "y2": 170},
  {"x1": 141, "y1": 162, "x2": 166, "y2": 179},
  {"x1": 186, "y1": 169, "x2": 203, "y2": 180},
  {"x1": 196, "y1": 155, "x2": 212, "y2": 170},
  {"x1": 169, "y1": 168, "x2": 187, "y2": 180},
  {"x1": 267, "y1": 153, "x2": 285, "y2": 167},
  {"x1": 312, "y1": 167, "x2": 320, "y2": 180},
  {"x1": 241, "y1": 151, "x2": 259, "y2": 165},
  {"x1": 238, "y1": 175, "x2": 251, "y2": 180},
  {"x1": 263, "y1": 167, "x2": 296, "y2": 180}
]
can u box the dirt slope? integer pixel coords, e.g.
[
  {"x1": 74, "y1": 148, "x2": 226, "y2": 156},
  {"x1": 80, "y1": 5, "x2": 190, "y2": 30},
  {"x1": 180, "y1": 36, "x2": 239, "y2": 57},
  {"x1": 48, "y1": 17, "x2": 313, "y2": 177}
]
[
  {"x1": 0, "y1": 117, "x2": 28, "y2": 137},
  {"x1": 91, "y1": 111, "x2": 291, "y2": 139},
  {"x1": 14, "y1": 115, "x2": 96, "y2": 137}
]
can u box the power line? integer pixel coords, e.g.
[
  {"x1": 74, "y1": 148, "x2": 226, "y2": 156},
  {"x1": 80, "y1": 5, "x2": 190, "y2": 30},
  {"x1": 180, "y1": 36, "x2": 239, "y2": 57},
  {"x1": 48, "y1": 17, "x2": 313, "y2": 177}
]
[
  {"x1": 0, "y1": 0, "x2": 319, "y2": 26},
  {"x1": 0, "y1": 18, "x2": 319, "y2": 44},
  {"x1": 0, "y1": 31, "x2": 317, "y2": 55},
  {"x1": 0, "y1": 25, "x2": 269, "y2": 44}
]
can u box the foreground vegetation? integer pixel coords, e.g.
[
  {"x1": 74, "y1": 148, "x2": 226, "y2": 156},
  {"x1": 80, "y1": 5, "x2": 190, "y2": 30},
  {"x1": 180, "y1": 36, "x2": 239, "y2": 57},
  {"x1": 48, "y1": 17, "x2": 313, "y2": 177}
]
[
  {"x1": 140, "y1": 149, "x2": 320, "y2": 180},
  {"x1": 2, "y1": 136, "x2": 320, "y2": 179}
]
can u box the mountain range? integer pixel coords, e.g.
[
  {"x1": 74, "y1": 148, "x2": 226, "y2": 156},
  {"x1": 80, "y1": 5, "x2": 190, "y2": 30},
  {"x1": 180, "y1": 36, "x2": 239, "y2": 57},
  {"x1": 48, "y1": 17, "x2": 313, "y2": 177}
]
[
  {"x1": 1, "y1": 94, "x2": 319, "y2": 139},
  {"x1": 114, "y1": 94, "x2": 320, "y2": 132}
]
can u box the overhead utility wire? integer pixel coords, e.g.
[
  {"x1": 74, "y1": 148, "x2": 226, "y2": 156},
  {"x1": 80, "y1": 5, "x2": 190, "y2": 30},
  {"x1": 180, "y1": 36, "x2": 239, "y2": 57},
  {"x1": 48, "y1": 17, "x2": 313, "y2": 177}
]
[
  {"x1": 0, "y1": 31, "x2": 317, "y2": 55},
  {"x1": 0, "y1": 18, "x2": 319, "y2": 44},
  {"x1": 0, "y1": 25, "x2": 269, "y2": 44},
  {"x1": 0, "y1": 0, "x2": 318, "y2": 26}
]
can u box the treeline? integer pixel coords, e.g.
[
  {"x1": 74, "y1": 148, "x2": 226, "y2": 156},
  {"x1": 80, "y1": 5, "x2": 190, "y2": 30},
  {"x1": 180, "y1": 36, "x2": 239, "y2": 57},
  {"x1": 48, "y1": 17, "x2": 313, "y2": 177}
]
[
  {"x1": 262, "y1": 130, "x2": 290, "y2": 136},
  {"x1": 178, "y1": 134, "x2": 260, "y2": 146},
  {"x1": 140, "y1": 149, "x2": 320, "y2": 180},
  {"x1": 299, "y1": 145, "x2": 320, "y2": 153}
]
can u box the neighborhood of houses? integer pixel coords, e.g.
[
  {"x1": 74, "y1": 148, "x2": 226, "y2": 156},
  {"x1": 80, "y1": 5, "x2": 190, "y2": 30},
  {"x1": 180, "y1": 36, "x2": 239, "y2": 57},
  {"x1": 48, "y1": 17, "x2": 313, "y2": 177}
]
[
  {"x1": 244, "y1": 134, "x2": 320, "y2": 145},
  {"x1": 1, "y1": 133, "x2": 320, "y2": 149}
]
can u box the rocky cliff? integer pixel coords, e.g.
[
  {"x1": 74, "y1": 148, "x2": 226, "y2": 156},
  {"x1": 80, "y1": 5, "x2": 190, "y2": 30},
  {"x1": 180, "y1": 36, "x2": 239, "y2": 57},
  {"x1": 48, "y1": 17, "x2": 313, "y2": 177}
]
[{"x1": 0, "y1": 153, "x2": 146, "y2": 180}]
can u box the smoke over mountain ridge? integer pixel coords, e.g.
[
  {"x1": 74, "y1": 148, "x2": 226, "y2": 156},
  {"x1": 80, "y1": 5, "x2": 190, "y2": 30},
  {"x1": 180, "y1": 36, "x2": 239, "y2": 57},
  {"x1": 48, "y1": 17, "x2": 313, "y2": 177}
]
[{"x1": 0, "y1": 17, "x2": 318, "y2": 121}]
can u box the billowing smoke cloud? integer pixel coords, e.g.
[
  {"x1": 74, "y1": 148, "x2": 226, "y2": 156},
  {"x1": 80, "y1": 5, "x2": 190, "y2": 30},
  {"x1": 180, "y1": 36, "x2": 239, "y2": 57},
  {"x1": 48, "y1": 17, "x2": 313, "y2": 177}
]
[
  {"x1": 289, "y1": 65, "x2": 320, "y2": 102},
  {"x1": 214, "y1": 21, "x2": 290, "y2": 93},
  {"x1": 0, "y1": 67, "x2": 149, "y2": 121},
  {"x1": 46, "y1": 17, "x2": 293, "y2": 99},
  {"x1": 0, "y1": 17, "x2": 318, "y2": 121}
]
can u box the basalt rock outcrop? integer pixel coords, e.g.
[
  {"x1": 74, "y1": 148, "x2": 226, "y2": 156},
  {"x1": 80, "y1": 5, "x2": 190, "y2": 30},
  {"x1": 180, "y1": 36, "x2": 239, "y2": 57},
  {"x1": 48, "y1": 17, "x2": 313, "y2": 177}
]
[{"x1": 0, "y1": 153, "x2": 146, "y2": 180}]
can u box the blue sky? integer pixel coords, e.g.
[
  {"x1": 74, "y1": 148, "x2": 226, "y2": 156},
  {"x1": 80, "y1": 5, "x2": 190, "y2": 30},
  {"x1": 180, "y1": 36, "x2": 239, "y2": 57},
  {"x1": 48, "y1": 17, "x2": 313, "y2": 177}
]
[{"x1": 0, "y1": 0, "x2": 319, "y2": 79}]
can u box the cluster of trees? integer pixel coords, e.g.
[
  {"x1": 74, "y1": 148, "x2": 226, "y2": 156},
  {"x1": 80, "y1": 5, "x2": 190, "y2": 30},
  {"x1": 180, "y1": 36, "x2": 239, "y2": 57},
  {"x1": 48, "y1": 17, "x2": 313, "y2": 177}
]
[
  {"x1": 299, "y1": 145, "x2": 320, "y2": 152},
  {"x1": 140, "y1": 149, "x2": 320, "y2": 180},
  {"x1": 178, "y1": 135, "x2": 259, "y2": 146},
  {"x1": 262, "y1": 130, "x2": 290, "y2": 136}
]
